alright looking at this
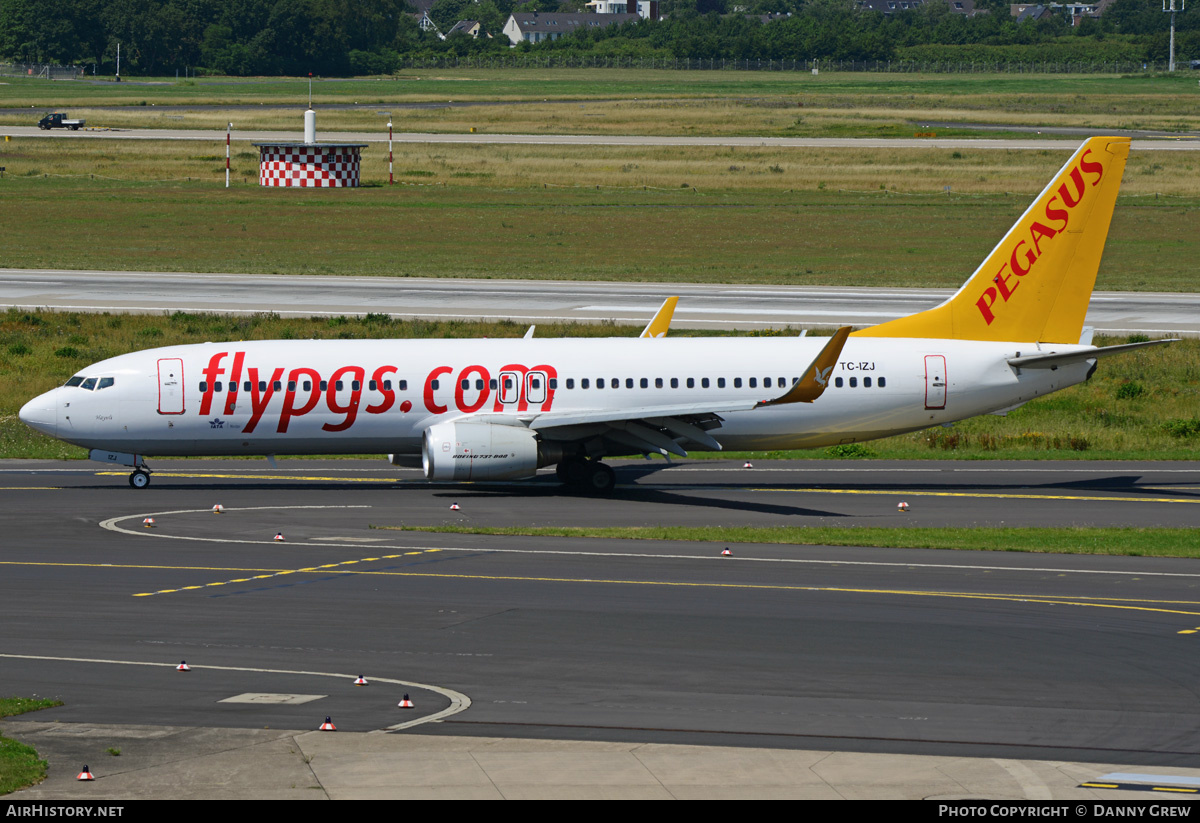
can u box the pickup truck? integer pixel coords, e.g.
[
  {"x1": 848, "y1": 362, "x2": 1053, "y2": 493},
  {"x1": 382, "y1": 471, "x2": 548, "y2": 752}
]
[{"x1": 37, "y1": 112, "x2": 85, "y2": 130}]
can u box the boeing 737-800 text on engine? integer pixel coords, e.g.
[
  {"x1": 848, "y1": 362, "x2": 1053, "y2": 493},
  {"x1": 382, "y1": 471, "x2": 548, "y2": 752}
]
[{"x1": 19, "y1": 137, "x2": 1172, "y2": 494}]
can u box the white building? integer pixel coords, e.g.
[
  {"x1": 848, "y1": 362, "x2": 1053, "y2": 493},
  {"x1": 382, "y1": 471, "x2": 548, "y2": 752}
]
[{"x1": 502, "y1": 12, "x2": 640, "y2": 45}]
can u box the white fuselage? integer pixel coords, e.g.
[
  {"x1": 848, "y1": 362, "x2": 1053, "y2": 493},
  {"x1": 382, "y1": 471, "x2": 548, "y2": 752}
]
[{"x1": 19, "y1": 336, "x2": 1093, "y2": 458}]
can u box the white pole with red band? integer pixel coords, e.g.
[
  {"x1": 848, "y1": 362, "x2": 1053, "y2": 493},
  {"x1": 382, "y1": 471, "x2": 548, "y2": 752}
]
[
  {"x1": 388, "y1": 121, "x2": 393, "y2": 186},
  {"x1": 225, "y1": 122, "x2": 231, "y2": 188}
]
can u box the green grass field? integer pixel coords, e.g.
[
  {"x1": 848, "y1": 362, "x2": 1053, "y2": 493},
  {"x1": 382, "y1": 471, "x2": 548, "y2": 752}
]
[
  {"x1": 7, "y1": 70, "x2": 1200, "y2": 137},
  {"x1": 1, "y1": 140, "x2": 1198, "y2": 290},
  {"x1": 2, "y1": 309, "x2": 1196, "y2": 460},
  {"x1": 375, "y1": 525, "x2": 1200, "y2": 558},
  {"x1": 0, "y1": 697, "x2": 62, "y2": 796}
]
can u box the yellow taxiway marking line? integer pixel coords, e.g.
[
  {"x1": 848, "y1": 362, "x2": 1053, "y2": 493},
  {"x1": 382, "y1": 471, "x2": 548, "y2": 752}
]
[
  {"x1": 97, "y1": 471, "x2": 401, "y2": 483},
  {"x1": 753, "y1": 487, "x2": 1200, "y2": 504},
  {"x1": 7, "y1": 553, "x2": 1200, "y2": 618},
  {"x1": 131, "y1": 549, "x2": 442, "y2": 597},
  {"x1": 7, "y1": 556, "x2": 1200, "y2": 616}
]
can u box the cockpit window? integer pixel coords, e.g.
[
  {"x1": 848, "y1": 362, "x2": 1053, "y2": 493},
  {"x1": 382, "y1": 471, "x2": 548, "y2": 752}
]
[
  {"x1": 80, "y1": 378, "x2": 97, "y2": 391},
  {"x1": 97, "y1": 377, "x2": 115, "y2": 390},
  {"x1": 65, "y1": 376, "x2": 85, "y2": 387}
]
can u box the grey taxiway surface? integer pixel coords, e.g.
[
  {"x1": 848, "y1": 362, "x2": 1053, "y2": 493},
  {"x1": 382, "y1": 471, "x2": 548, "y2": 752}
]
[
  {"x1": 4, "y1": 269, "x2": 1198, "y2": 336},
  {"x1": 2, "y1": 458, "x2": 1200, "y2": 798}
]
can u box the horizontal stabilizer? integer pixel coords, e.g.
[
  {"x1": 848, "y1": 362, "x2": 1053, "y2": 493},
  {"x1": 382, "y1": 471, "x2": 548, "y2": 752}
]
[{"x1": 1007, "y1": 338, "x2": 1177, "y2": 370}]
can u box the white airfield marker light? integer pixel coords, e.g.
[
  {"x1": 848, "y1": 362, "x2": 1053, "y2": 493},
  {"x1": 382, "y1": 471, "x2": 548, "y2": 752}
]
[
  {"x1": 274, "y1": 532, "x2": 285, "y2": 542},
  {"x1": 743, "y1": 462, "x2": 753, "y2": 469},
  {"x1": 177, "y1": 660, "x2": 190, "y2": 672},
  {"x1": 898, "y1": 501, "x2": 910, "y2": 512},
  {"x1": 142, "y1": 517, "x2": 155, "y2": 528},
  {"x1": 77, "y1": 766, "x2": 95, "y2": 781},
  {"x1": 449, "y1": 503, "x2": 460, "y2": 511},
  {"x1": 721, "y1": 548, "x2": 732, "y2": 556},
  {"x1": 354, "y1": 675, "x2": 368, "y2": 686},
  {"x1": 320, "y1": 716, "x2": 336, "y2": 731},
  {"x1": 212, "y1": 503, "x2": 224, "y2": 514},
  {"x1": 398, "y1": 694, "x2": 415, "y2": 709}
]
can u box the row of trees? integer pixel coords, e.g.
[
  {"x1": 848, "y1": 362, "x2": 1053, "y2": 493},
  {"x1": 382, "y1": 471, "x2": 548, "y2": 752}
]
[{"x1": 0, "y1": 0, "x2": 1195, "y2": 75}]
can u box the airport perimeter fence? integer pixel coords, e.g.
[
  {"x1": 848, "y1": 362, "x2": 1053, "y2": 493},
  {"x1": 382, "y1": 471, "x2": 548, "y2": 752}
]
[
  {"x1": 0, "y1": 63, "x2": 81, "y2": 80},
  {"x1": 399, "y1": 54, "x2": 1172, "y2": 74}
]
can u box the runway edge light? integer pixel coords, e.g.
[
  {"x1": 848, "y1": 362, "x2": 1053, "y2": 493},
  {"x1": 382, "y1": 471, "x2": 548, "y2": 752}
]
[
  {"x1": 354, "y1": 675, "x2": 368, "y2": 686},
  {"x1": 77, "y1": 766, "x2": 94, "y2": 781},
  {"x1": 320, "y1": 716, "x2": 336, "y2": 731},
  {"x1": 398, "y1": 694, "x2": 414, "y2": 708},
  {"x1": 898, "y1": 501, "x2": 910, "y2": 512},
  {"x1": 177, "y1": 660, "x2": 190, "y2": 672}
]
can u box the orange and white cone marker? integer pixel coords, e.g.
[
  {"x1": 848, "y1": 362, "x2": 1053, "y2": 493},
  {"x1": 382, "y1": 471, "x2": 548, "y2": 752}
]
[
  {"x1": 354, "y1": 675, "x2": 368, "y2": 686},
  {"x1": 320, "y1": 716, "x2": 336, "y2": 731},
  {"x1": 398, "y1": 694, "x2": 414, "y2": 709},
  {"x1": 212, "y1": 504, "x2": 224, "y2": 514},
  {"x1": 77, "y1": 766, "x2": 94, "y2": 781},
  {"x1": 721, "y1": 548, "x2": 732, "y2": 556},
  {"x1": 274, "y1": 532, "x2": 285, "y2": 541},
  {"x1": 449, "y1": 503, "x2": 460, "y2": 511},
  {"x1": 897, "y1": 501, "x2": 910, "y2": 512},
  {"x1": 177, "y1": 660, "x2": 190, "y2": 672},
  {"x1": 142, "y1": 517, "x2": 155, "y2": 528}
]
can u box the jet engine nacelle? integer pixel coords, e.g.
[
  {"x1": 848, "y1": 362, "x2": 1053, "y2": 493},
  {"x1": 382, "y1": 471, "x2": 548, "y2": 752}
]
[{"x1": 423, "y1": 421, "x2": 561, "y2": 481}]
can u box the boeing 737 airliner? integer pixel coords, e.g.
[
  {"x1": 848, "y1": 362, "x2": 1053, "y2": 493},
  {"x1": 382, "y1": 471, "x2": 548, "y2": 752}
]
[{"x1": 19, "y1": 137, "x2": 1171, "y2": 494}]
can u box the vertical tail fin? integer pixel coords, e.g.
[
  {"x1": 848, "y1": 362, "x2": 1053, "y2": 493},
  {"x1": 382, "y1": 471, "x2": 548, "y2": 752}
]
[{"x1": 854, "y1": 137, "x2": 1130, "y2": 344}]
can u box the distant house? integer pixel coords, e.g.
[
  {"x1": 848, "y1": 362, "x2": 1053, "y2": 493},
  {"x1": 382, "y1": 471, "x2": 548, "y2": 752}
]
[
  {"x1": 447, "y1": 20, "x2": 483, "y2": 38},
  {"x1": 1011, "y1": 0, "x2": 1111, "y2": 24},
  {"x1": 410, "y1": 0, "x2": 442, "y2": 36},
  {"x1": 585, "y1": 0, "x2": 661, "y2": 20},
  {"x1": 502, "y1": 12, "x2": 640, "y2": 45},
  {"x1": 858, "y1": 0, "x2": 983, "y2": 14}
]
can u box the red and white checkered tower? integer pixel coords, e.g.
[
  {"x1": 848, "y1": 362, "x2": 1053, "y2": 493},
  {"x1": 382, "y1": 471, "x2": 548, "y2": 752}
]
[{"x1": 254, "y1": 106, "x2": 365, "y2": 188}]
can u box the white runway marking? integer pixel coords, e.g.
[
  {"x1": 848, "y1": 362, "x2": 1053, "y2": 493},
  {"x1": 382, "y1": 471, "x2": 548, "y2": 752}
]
[
  {"x1": 0, "y1": 652, "x2": 471, "y2": 733},
  {"x1": 98, "y1": 506, "x2": 1200, "y2": 580}
]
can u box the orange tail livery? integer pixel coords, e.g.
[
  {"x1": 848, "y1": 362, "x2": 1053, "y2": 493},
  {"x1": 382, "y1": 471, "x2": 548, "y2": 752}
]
[{"x1": 854, "y1": 136, "x2": 1130, "y2": 344}]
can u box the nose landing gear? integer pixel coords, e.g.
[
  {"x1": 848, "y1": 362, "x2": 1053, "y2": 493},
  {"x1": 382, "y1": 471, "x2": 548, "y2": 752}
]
[{"x1": 129, "y1": 469, "x2": 152, "y2": 489}]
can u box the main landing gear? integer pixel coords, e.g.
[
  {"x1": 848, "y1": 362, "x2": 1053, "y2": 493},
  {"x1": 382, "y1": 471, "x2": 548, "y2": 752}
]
[
  {"x1": 129, "y1": 468, "x2": 151, "y2": 488},
  {"x1": 556, "y1": 458, "x2": 616, "y2": 496}
]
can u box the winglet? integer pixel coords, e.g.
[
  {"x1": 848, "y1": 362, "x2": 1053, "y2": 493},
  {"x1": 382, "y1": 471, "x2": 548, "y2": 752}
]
[
  {"x1": 640, "y1": 297, "x2": 679, "y2": 339},
  {"x1": 757, "y1": 326, "x2": 852, "y2": 407}
]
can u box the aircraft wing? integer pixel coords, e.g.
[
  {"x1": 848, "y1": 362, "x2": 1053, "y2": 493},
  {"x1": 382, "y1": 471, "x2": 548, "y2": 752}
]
[{"x1": 456, "y1": 327, "x2": 851, "y2": 457}]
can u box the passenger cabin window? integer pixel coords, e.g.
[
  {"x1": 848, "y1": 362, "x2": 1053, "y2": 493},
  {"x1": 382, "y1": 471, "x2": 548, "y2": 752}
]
[
  {"x1": 734, "y1": 378, "x2": 742, "y2": 388},
  {"x1": 581, "y1": 379, "x2": 590, "y2": 389},
  {"x1": 749, "y1": 378, "x2": 757, "y2": 389},
  {"x1": 274, "y1": 380, "x2": 283, "y2": 392},
  {"x1": 835, "y1": 377, "x2": 843, "y2": 387},
  {"x1": 686, "y1": 378, "x2": 695, "y2": 389},
  {"x1": 879, "y1": 377, "x2": 887, "y2": 388},
  {"x1": 398, "y1": 380, "x2": 407, "y2": 391},
  {"x1": 864, "y1": 377, "x2": 872, "y2": 388},
  {"x1": 849, "y1": 377, "x2": 857, "y2": 387},
  {"x1": 655, "y1": 378, "x2": 663, "y2": 388},
  {"x1": 717, "y1": 377, "x2": 726, "y2": 389},
  {"x1": 670, "y1": 378, "x2": 679, "y2": 389},
  {"x1": 640, "y1": 378, "x2": 648, "y2": 389},
  {"x1": 566, "y1": 378, "x2": 575, "y2": 389},
  {"x1": 702, "y1": 378, "x2": 710, "y2": 389}
]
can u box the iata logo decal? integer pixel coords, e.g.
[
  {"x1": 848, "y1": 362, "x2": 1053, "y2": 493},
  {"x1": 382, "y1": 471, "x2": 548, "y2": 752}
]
[
  {"x1": 975, "y1": 148, "x2": 1105, "y2": 326},
  {"x1": 209, "y1": 418, "x2": 224, "y2": 429}
]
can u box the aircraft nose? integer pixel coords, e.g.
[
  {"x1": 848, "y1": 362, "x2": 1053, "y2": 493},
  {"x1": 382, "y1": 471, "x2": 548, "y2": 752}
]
[{"x1": 18, "y1": 389, "x2": 57, "y2": 437}]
